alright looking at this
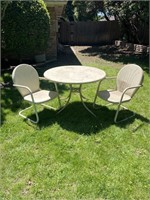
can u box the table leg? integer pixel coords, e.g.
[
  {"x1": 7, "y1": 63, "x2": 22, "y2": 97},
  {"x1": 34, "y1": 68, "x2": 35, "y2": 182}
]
[
  {"x1": 79, "y1": 84, "x2": 96, "y2": 117},
  {"x1": 57, "y1": 84, "x2": 96, "y2": 117},
  {"x1": 54, "y1": 82, "x2": 62, "y2": 108},
  {"x1": 57, "y1": 84, "x2": 73, "y2": 114}
]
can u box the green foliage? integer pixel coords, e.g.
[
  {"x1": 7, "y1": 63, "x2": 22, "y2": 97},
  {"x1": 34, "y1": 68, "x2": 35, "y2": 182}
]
[
  {"x1": 1, "y1": 1, "x2": 12, "y2": 20},
  {"x1": 65, "y1": 0, "x2": 75, "y2": 21},
  {"x1": 65, "y1": 1, "x2": 105, "y2": 21},
  {"x1": 65, "y1": 1, "x2": 149, "y2": 44},
  {"x1": 2, "y1": 0, "x2": 50, "y2": 59},
  {"x1": 104, "y1": 0, "x2": 149, "y2": 44}
]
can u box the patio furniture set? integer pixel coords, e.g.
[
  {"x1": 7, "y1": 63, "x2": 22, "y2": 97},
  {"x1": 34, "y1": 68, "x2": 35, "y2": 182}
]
[{"x1": 12, "y1": 63, "x2": 144, "y2": 124}]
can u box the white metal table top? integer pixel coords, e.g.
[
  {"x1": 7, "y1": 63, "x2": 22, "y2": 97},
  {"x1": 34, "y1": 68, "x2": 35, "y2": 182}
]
[{"x1": 44, "y1": 65, "x2": 106, "y2": 84}]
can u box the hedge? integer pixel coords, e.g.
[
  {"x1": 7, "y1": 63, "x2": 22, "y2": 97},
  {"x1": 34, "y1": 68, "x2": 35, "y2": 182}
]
[{"x1": 2, "y1": 0, "x2": 50, "y2": 59}]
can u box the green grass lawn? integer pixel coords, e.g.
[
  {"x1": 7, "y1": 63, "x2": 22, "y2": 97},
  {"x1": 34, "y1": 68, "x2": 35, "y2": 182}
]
[{"x1": 1, "y1": 46, "x2": 150, "y2": 200}]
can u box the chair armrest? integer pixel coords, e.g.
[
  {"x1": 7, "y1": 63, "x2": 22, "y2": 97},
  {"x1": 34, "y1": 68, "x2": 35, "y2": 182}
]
[
  {"x1": 13, "y1": 84, "x2": 32, "y2": 93},
  {"x1": 105, "y1": 76, "x2": 116, "y2": 80},
  {"x1": 13, "y1": 84, "x2": 36, "y2": 103},
  {"x1": 119, "y1": 85, "x2": 142, "y2": 103},
  {"x1": 122, "y1": 85, "x2": 142, "y2": 95},
  {"x1": 39, "y1": 76, "x2": 47, "y2": 81}
]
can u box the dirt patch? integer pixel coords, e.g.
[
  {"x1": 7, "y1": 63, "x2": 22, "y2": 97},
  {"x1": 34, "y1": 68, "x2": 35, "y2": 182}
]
[{"x1": 71, "y1": 45, "x2": 149, "y2": 65}]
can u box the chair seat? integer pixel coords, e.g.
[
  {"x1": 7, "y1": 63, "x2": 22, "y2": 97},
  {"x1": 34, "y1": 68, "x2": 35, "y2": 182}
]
[
  {"x1": 98, "y1": 90, "x2": 131, "y2": 103},
  {"x1": 24, "y1": 90, "x2": 58, "y2": 103}
]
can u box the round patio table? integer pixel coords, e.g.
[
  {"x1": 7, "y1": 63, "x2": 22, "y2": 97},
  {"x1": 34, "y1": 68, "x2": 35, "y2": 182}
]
[{"x1": 44, "y1": 65, "x2": 106, "y2": 116}]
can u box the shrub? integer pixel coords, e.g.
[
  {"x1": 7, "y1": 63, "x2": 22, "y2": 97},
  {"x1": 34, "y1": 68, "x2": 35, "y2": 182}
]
[{"x1": 2, "y1": 0, "x2": 50, "y2": 60}]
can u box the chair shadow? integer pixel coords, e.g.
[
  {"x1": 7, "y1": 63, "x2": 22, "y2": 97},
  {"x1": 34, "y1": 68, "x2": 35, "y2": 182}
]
[
  {"x1": 93, "y1": 104, "x2": 150, "y2": 129},
  {"x1": 36, "y1": 102, "x2": 149, "y2": 135},
  {"x1": 37, "y1": 102, "x2": 104, "y2": 135}
]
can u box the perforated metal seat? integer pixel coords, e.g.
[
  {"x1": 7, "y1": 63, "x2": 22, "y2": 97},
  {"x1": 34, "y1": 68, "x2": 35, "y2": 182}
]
[
  {"x1": 93, "y1": 64, "x2": 144, "y2": 123},
  {"x1": 12, "y1": 64, "x2": 61, "y2": 123}
]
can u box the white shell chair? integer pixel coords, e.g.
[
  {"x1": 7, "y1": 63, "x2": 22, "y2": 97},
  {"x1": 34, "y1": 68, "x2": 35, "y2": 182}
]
[
  {"x1": 93, "y1": 64, "x2": 144, "y2": 123},
  {"x1": 12, "y1": 64, "x2": 61, "y2": 123}
]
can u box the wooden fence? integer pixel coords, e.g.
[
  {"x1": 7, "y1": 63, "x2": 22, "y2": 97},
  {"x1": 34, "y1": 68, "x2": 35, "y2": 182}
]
[{"x1": 58, "y1": 21, "x2": 121, "y2": 45}]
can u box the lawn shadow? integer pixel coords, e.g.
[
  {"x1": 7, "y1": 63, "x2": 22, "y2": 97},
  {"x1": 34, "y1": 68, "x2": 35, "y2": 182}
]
[
  {"x1": 36, "y1": 46, "x2": 82, "y2": 76},
  {"x1": 1, "y1": 85, "x2": 21, "y2": 125},
  {"x1": 24, "y1": 108, "x2": 56, "y2": 128},
  {"x1": 79, "y1": 45, "x2": 149, "y2": 73},
  {"x1": 2, "y1": 85, "x2": 149, "y2": 134},
  {"x1": 93, "y1": 104, "x2": 149, "y2": 127},
  {"x1": 37, "y1": 102, "x2": 149, "y2": 135},
  {"x1": 37, "y1": 102, "x2": 104, "y2": 135},
  {"x1": 1, "y1": 46, "x2": 82, "y2": 124}
]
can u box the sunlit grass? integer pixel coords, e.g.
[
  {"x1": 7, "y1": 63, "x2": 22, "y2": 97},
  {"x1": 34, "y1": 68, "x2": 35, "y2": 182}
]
[{"x1": 1, "y1": 49, "x2": 149, "y2": 200}]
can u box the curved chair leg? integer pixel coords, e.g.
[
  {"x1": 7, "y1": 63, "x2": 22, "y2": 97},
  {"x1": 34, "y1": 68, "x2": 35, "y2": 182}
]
[
  {"x1": 95, "y1": 102, "x2": 135, "y2": 123},
  {"x1": 114, "y1": 104, "x2": 135, "y2": 123},
  {"x1": 114, "y1": 103, "x2": 121, "y2": 123},
  {"x1": 93, "y1": 80, "x2": 102, "y2": 109},
  {"x1": 19, "y1": 104, "x2": 39, "y2": 124},
  {"x1": 41, "y1": 103, "x2": 57, "y2": 111}
]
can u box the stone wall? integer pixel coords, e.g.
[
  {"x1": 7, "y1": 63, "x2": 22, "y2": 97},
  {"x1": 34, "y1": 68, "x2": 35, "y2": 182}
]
[
  {"x1": 115, "y1": 40, "x2": 149, "y2": 54},
  {"x1": 46, "y1": 5, "x2": 65, "y2": 61}
]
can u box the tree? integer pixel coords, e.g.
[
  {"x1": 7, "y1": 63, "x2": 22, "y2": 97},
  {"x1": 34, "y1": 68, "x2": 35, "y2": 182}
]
[
  {"x1": 65, "y1": 0, "x2": 75, "y2": 21},
  {"x1": 64, "y1": 0, "x2": 149, "y2": 44},
  {"x1": 104, "y1": 0, "x2": 149, "y2": 44},
  {"x1": 65, "y1": 1, "x2": 110, "y2": 21}
]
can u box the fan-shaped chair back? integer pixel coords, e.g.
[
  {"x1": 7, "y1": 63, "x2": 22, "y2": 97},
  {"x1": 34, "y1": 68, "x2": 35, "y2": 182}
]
[
  {"x1": 12, "y1": 64, "x2": 40, "y2": 97},
  {"x1": 117, "y1": 64, "x2": 144, "y2": 97}
]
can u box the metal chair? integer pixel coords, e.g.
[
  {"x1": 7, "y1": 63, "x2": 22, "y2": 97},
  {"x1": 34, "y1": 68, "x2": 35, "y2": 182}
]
[
  {"x1": 12, "y1": 64, "x2": 61, "y2": 123},
  {"x1": 93, "y1": 64, "x2": 144, "y2": 123}
]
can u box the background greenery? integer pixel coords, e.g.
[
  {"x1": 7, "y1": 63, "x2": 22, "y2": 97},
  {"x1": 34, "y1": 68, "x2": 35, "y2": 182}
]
[
  {"x1": 1, "y1": 0, "x2": 50, "y2": 60},
  {"x1": 65, "y1": 0, "x2": 149, "y2": 44}
]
